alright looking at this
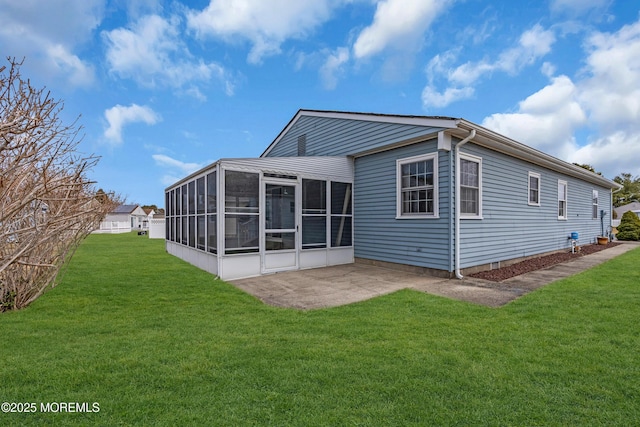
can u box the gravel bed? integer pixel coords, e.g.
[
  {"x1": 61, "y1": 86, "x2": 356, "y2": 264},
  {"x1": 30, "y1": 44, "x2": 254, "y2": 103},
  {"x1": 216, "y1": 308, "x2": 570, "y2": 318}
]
[{"x1": 469, "y1": 242, "x2": 621, "y2": 282}]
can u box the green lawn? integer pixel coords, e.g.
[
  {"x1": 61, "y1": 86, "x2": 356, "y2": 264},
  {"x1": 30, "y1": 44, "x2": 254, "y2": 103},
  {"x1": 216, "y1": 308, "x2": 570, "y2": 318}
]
[{"x1": 1, "y1": 233, "x2": 639, "y2": 426}]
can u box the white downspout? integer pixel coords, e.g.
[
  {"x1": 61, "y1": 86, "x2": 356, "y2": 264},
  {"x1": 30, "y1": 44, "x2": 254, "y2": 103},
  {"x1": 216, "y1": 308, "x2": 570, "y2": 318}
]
[
  {"x1": 455, "y1": 129, "x2": 476, "y2": 279},
  {"x1": 611, "y1": 186, "x2": 622, "y2": 240}
]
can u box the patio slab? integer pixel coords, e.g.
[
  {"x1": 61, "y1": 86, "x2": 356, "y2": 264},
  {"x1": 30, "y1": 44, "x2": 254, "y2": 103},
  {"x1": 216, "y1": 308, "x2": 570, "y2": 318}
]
[{"x1": 229, "y1": 242, "x2": 640, "y2": 309}]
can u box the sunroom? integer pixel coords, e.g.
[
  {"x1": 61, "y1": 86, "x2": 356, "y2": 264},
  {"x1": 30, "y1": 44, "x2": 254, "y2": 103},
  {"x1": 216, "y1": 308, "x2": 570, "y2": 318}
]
[{"x1": 164, "y1": 157, "x2": 354, "y2": 280}]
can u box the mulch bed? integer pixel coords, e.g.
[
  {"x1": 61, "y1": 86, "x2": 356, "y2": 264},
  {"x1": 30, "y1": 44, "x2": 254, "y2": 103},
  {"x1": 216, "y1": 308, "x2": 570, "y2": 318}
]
[{"x1": 469, "y1": 242, "x2": 621, "y2": 282}]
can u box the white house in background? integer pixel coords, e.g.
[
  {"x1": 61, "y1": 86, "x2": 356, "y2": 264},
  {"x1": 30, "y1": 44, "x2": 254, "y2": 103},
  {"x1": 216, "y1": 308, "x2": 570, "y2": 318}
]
[{"x1": 95, "y1": 204, "x2": 149, "y2": 234}]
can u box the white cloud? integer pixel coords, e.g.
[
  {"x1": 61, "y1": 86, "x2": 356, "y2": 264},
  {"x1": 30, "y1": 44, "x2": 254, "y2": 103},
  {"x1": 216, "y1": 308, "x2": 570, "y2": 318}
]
[
  {"x1": 353, "y1": 0, "x2": 449, "y2": 59},
  {"x1": 550, "y1": 0, "x2": 609, "y2": 15},
  {"x1": 104, "y1": 104, "x2": 161, "y2": 145},
  {"x1": 152, "y1": 154, "x2": 202, "y2": 174},
  {"x1": 103, "y1": 14, "x2": 234, "y2": 96},
  {"x1": 573, "y1": 131, "x2": 640, "y2": 179},
  {"x1": 482, "y1": 18, "x2": 640, "y2": 179},
  {"x1": 577, "y1": 20, "x2": 640, "y2": 133},
  {"x1": 46, "y1": 44, "x2": 95, "y2": 87},
  {"x1": 422, "y1": 24, "x2": 556, "y2": 109},
  {"x1": 152, "y1": 154, "x2": 203, "y2": 184},
  {"x1": 450, "y1": 24, "x2": 556, "y2": 86},
  {"x1": 187, "y1": 0, "x2": 337, "y2": 64},
  {"x1": 422, "y1": 85, "x2": 474, "y2": 109},
  {"x1": 0, "y1": 0, "x2": 102, "y2": 87},
  {"x1": 159, "y1": 174, "x2": 183, "y2": 187},
  {"x1": 319, "y1": 47, "x2": 350, "y2": 90},
  {"x1": 482, "y1": 75, "x2": 586, "y2": 159}
]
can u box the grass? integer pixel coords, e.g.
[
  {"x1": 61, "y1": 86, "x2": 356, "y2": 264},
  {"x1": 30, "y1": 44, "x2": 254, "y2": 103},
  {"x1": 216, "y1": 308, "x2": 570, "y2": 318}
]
[{"x1": 1, "y1": 233, "x2": 639, "y2": 426}]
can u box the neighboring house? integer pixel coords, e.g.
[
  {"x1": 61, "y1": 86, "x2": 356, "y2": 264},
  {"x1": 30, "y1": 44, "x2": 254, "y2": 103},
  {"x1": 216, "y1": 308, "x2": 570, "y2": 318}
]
[
  {"x1": 96, "y1": 204, "x2": 148, "y2": 234},
  {"x1": 614, "y1": 201, "x2": 640, "y2": 220},
  {"x1": 165, "y1": 110, "x2": 622, "y2": 280}
]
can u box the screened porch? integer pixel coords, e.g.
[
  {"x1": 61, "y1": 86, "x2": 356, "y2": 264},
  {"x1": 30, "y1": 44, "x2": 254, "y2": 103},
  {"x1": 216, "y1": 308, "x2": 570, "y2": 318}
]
[{"x1": 164, "y1": 157, "x2": 354, "y2": 280}]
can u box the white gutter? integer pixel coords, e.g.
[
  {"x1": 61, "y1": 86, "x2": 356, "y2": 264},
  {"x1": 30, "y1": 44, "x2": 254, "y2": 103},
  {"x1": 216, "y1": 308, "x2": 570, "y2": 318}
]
[{"x1": 454, "y1": 129, "x2": 476, "y2": 279}]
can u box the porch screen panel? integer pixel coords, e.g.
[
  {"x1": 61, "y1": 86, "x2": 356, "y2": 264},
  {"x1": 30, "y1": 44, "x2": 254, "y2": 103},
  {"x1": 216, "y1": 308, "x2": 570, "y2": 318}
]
[
  {"x1": 188, "y1": 181, "x2": 196, "y2": 215},
  {"x1": 207, "y1": 171, "x2": 217, "y2": 213},
  {"x1": 302, "y1": 179, "x2": 326, "y2": 249},
  {"x1": 188, "y1": 216, "x2": 195, "y2": 247},
  {"x1": 207, "y1": 171, "x2": 217, "y2": 254},
  {"x1": 175, "y1": 186, "x2": 181, "y2": 216},
  {"x1": 196, "y1": 177, "x2": 205, "y2": 214},
  {"x1": 330, "y1": 181, "x2": 352, "y2": 247},
  {"x1": 197, "y1": 215, "x2": 205, "y2": 250},
  {"x1": 181, "y1": 184, "x2": 188, "y2": 215},
  {"x1": 224, "y1": 170, "x2": 259, "y2": 253},
  {"x1": 181, "y1": 216, "x2": 188, "y2": 245},
  {"x1": 165, "y1": 191, "x2": 170, "y2": 240},
  {"x1": 207, "y1": 215, "x2": 217, "y2": 254}
]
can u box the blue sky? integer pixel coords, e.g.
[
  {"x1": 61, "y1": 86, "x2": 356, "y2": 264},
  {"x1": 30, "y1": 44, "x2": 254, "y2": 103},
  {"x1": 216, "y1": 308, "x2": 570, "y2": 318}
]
[{"x1": 1, "y1": 0, "x2": 639, "y2": 206}]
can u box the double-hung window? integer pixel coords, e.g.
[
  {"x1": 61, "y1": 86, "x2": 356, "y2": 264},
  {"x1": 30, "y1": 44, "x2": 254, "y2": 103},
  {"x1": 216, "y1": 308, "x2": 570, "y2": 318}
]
[
  {"x1": 592, "y1": 190, "x2": 599, "y2": 219},
  {"x1": 528, "y1": 172, "x2": 541, "y2": 206},
  {"x1": 459, "y1": 154, "x2": 482, "y2": 218},
  {"x1": 397, "y1": 153, "x2": 438, "y2": 218},
  {"x1": 558, "y1": 180, "x2": 568, "y2": 220}
]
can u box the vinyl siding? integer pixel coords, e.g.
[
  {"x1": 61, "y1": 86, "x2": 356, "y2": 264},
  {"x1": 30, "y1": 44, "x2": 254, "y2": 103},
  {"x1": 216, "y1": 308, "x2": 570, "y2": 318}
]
[
  {"x1": 266, "y1": 115, "x2": 446, "y2": 157},
  {"x1": 354, "y1": 139, "x2": 452, "y2": 270},
  {"x1": 457, "y1": 143, "x2": 613, "y2": 268}
]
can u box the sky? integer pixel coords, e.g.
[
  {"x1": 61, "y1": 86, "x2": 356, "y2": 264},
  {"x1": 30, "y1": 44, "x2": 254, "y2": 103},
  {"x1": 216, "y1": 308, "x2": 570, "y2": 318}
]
[{"x1": 1, "y1": 0, "x2": 639, "y2": 206}]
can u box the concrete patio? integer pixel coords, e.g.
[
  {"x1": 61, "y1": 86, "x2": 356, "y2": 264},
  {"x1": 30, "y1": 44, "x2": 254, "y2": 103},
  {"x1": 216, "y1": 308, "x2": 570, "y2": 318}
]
[{"x1": 230, "y1": 242, "x2": 640, "y2": 309}]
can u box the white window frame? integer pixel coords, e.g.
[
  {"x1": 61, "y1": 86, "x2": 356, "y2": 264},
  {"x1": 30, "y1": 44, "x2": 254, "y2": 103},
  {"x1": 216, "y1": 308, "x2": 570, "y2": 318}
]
[
  {"x1": 558, "y1": 180, "x2": 568, "y2": 220},
  {"x1": 459, "y1": 153, "x2": 482, "y2": 219},
  {"x1": 396, "y1": 153, "x2": 439, "y2": 219},
  {"x1": 592, "y1": 190, "x2": 599, "y2": 219},
  {"x1": 528, "y1": 172, "x2": 541, "y2": 206}
]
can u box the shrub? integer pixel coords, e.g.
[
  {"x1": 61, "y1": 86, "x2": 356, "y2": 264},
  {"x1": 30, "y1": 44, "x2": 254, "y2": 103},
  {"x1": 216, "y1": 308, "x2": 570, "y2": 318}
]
[{"x1": 616, "y1": 211, "x2": 640, "y2": 241}]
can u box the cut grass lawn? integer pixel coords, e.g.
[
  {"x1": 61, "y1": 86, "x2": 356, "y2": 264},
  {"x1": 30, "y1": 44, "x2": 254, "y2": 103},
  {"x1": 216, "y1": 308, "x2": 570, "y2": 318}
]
[{"x1": 1, "y1": 233, "x2": 639, "y2": 426}]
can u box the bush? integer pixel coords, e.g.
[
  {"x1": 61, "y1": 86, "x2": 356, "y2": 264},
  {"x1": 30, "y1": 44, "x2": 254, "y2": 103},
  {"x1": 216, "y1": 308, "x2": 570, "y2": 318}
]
[{"x1": 616, "y1": 211, "x2": 640, "y2": 241}]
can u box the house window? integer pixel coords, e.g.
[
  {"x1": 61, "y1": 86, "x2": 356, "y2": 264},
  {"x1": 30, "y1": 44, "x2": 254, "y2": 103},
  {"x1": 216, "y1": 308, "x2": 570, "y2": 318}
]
[
  {"x1": 302, "y1": 179, "x2": 327, "y2": 249},
  {"x1": 593, "y1": 190, "x2": 599, "y2": 219},
  {"x1": 330, "y1": 182, "x2": 352, "y2": 247},
  {"x1": 396, "y1": 153, "x2": 438, "y2": 218},
  {"x1": 224, "y1": 170, "x2": 259, "y2": 254},
  {"x1": 460, "y1": 154, "x2": 482, "y2": 218},
  {"x1": 558, "y1": 180, "x2": 568, "y2": 220},
  {"x1": 528, "y1": 172, "x2": 540, "y2": 206}
]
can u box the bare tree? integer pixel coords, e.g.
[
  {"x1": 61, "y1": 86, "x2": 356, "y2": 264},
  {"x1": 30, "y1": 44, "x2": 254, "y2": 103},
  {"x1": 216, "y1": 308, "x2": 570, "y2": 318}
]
[{"x1": 0, "y1": 58, "x2": 119, "y2": 311}]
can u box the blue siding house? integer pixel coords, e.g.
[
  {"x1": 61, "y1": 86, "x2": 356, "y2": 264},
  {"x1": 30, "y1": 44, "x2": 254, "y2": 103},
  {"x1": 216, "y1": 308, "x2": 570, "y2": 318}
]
[{"x1": 165, "y1": 109, "x2": 621, "y2": 280}]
